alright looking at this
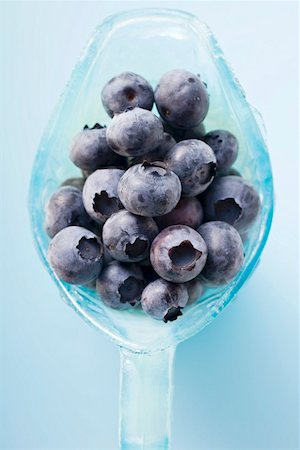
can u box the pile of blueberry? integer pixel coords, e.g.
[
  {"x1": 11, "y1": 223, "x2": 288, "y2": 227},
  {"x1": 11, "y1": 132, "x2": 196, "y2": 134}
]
[{"x1": 45, "y1": 70, "x2": 260, "y2": 322}]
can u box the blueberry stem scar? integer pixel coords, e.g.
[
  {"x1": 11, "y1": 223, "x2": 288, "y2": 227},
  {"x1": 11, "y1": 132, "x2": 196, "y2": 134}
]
[
  {"x1": 163, "y1": 306, "x2": 183, "y2": 323},
  {"x1": 168, "y1": 240, "x2": 202, "y2": 269},
  {"x1": 76, "y1": 237, "x2": 100, "y2": 260},
  {"x1": 93, "y1": 191, "x2": 119, "y2": 216}
]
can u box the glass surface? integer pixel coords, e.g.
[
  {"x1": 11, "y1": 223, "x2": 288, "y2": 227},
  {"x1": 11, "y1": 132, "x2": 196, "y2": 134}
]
[
  {"x1": 28, "y1": 9, "x2": 274, "y2": 449},
  {"x1": 28, "y1": 8, "x2": 273, "y2": 353}
]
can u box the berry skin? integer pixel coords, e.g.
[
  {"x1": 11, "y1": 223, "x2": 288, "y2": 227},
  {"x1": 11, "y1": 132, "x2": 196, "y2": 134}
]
[
  {"x1": 96, "y1": 261, "x2": 145, "y2": 310},
  {"x1": 141, "y1": 278, "x2": 188, "y2": 322},
  {"x1": 201, "y1": 176, "x2": 260, "y2": 233},
  {"x1": 118, "y1": 162, "x2": 182, "y2": 217},
  {"x1": 185, "y1": 278, "x2": 204, "y2": 305},
  {"x1": 203, "y1": 130, "x2": 238, "y2": 172},
  {"x1": 165, "y1": 139, "x2": 217, "y2": 196},
  {"x1": 60, "y1": 177, "x2": 85, "y2": 191},
  {"x1": 155, "y1": 197, "x2": 204, "y2": 230},
  {"x1": 82, "y1": 169, "x2": 124, "y2": 224},
  {"x1": 150, "y1": 225, "x2": 208, "y2": 283},
  {"x1": 102, "y1": 210, "x2": 159, "y2": 262},
  {"x1": 48, "y1": 226, "x2": 103, "y2": 285},
  {"x1": 197, "y1": 221, "x2": 244, "y2": 286},
  {"x1": 155, "y1": 69, "x2": 209, "y2": 129},
  {"x1": 106, "y1": 107, "x2": 164, "y2": 157},
  {"x1": 163, "y1": 122, "x2": 206, "y2": 142},
  {"x1": 130, "y1": 132, "x2": 176, "y2": 165},
  {"x1": 101, "y1": 72, "x2": 154, "y2": 117},
  {"x1": 70, "y1": 128, "x2": 124, "y2": 172},
  {"x1": 44, "y1": 186, "x2": 92, "y2": 238}
]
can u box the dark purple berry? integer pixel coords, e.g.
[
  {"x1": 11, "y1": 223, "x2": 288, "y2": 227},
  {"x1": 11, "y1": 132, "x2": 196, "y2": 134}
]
[
  {"x1": 44, "y1": 186, "x2": 92, "y2": 238},
  {"x1": 141, "y1": 278, "x2": 188, "y2": 322},
  {"x1": 96, "y1": 261, "x2": 145, "y2": 310},
  {"x1": 48, "y1": 226, "x2": 103, "y2": 285},
  {"x1": 155, "y1": 69, "x2": 209, "y2": 129},
  {"x1": 201, "y1": 176, "x2": 260, "y2": 233},
  {"x1": 197, "y1": 221, "x2": 244, "y2": 286},
  {"x1": 102, "y1": 210, "x2": 158, "y2": 262},
  {"x1": 118, "y1": 162, "x2": 182, "y2": 217},
  {"x1": 203, "y1": 130, "x2": 238, "y2": 172},
  {"x1": 150, "y1": 225, "x2": 207, "y2": 283},
  {"x1": 101, "y1": 72, "x2": 154, "y2": 117},
  {"x1": 70, "y1": 128, "x2": 124, "y2": 171},
  {"x1": 165, "y1": 139, "x2": 216, "y2": 196},
  {"x1": 82, "y1": 169, "x2": 124, "y2": 224},
  {"x1": 106, "y1": 107, "x2": 164, "y2": 157},
  {"x1": 155, "y1": 197, "x2": 204, "y2": 230}
]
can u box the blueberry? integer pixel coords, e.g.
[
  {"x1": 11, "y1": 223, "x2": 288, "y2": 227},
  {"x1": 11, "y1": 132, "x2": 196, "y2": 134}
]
[
  {"x1": 101, "y1": 72, "x2": 154, "y2": 117},
  {"x1": 155, "y1": 197, "x2": 204, "y2": 230},
  {"x1": 165, "y1": 139, "x2": 216, "y2": 196},
  {"x1": 70, "y1": 128, "x2": 124, "y2": 172},
  {"x1": 48, "y1": 226, "x2": 103, "y2": 285},
  {"x1": 44, "y1": 186, "x2": 92, "y2": 238},
  {"x1": 96, "y1": 261, "x2": 145, "y2": 310},
  {"x1": 163, "y1": 122, "x2": 206, "y2": 142},
  {"x1": 141, "y1": 278, "x2": 188, "y2": 322},
  {"x1": 185, "y1": 278, "x2": 204, "y2": 305},
  {"x1": 118, "y1": 162, "x2": 182, "y2": 217},
  {"x1": 130, "y1": 132, "x2": 176, "y2": 165},
  {"x1": 150, "y1": 225, "x2": 208, "y2": 283},
  {"x1": 106, "y1": 107, "x2": 164, "y2": 157},
  {"x1": 197, "y1": 221, "x2": 244, "y2": 286},
  {"x1": 201, "y1": 176, "x2": 260, "y2": 233},
  {"x1": 102, "y1": 210, "x2": 158, "y2": 262},
  {"x1": 82, "y1": 169, "x2": 124, "y2": 224},
  {"x1": 203, "y1": 130, "x2": 238, "y2": 172},
  {"x1": 60, "y1": 177, "x2": 85, "y2": 191},
  {"x1": 155, "y1": 69, "x2": 209, "y2": 129}
]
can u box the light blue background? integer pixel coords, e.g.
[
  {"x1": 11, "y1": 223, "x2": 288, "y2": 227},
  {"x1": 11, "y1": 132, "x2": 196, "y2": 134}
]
[{"x1": 0, "y1": 1, "x2": 299, "y2": 449}]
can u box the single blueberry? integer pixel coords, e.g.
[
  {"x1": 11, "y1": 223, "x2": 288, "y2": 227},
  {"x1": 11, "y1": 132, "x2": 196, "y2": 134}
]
[
  {"x1": 165, "y1": 139, "x2": 216, "y2": 196},
  {"x1": 184, "y1": 278, "x2": 204, "y2": 305},
  {"x1": 48, "y1": 226, "x2": 103, "y2": 285},
  {"x1": 101, "y1": 72, "x2": 154, "y2": 117},
  {"x1": 203, "y1": 130, "x2": 238, "y2": 172},
  {"x1": 44, "y1": 186, "x2": 92, "y2": 238},
  {"x1": 201, "y1": 175, "x2": 260, "y2": 233},
  {"x1": 106, "y1": 107, "x2": 164, "y2": 157},
  {"x1": 118, "y1": 161, "x2": 182, "y2": 217},
  {"x1": 96, "y1": 261, "x2": 145, "y2": 310},
  {"x1": 129, "y1": 132, "x2": 176, "y2": 165},
  {"x1": 70, "y1": 128, "x2": 125, "y2": 172},
  {"x1": 150, "y1": 225, "x2": 208, "y2": 283},
  {"x1": 155, "y1": 197, "x2": 204, "y2": 230},
  {"x1": 197, "y1": 221, "x2": 244, "y2": 286},
  {"x1": 155, "y1": 69, "x2": 209, "y2": 129},
  {"x1": 141, "y1": 278, "x2": 188, "y2": 322},
  {"x1": 60, "y1": 177, "x2": 85, "y2": 191},
  {"x1": 82, "y1": 169, "x2": 125, "y2": 224},
  {"x1": 102, "y1": 210, "x2": 159, "y2": 262}
]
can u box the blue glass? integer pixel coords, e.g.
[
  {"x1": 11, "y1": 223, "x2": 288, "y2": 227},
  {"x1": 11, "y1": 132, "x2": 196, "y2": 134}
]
[{"x1": 28, "y1": 9, "x2": 274, "y2": 450}]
